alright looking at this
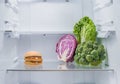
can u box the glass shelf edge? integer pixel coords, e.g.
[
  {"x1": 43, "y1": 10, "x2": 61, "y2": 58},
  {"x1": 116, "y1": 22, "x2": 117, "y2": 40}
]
[
  {"x1": 6, "y1": 61, "x2": 114, "y2": 72},
  {"x1": 18, "y1": 0, "x2": 70, "y2": 3},
  {"x1": 18, "y1": 31, "x2": 73, "y2": 35},
  {"x1": 2, "y1": 30, "x2": 114, "y2": 39},
  {"x1": 6, "y1": 69, "x2": 114, "y2": 72}
]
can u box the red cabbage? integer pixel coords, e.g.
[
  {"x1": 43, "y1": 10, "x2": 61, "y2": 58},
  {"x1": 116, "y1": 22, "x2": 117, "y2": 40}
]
[{"x1": 56, "y1": 34, "x2": 77, "y2": 62}]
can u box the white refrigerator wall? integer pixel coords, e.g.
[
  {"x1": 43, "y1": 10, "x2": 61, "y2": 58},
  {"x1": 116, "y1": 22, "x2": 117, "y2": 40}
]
[
  {"x1": 94, "y1": 0, "x2": 120, "y2": 83},
  {"x1": 18, "y1": 1, "x2": 82, "y2": 32},
  {"x1": 0, "y1": 0, "x2": 120, "y2": 84},
  {"x1": 18, "y1": 0, "x2": 93, "y2": 32},
  {"x1": 0, "y1": 0, "x2": 18, "y2": 84}
]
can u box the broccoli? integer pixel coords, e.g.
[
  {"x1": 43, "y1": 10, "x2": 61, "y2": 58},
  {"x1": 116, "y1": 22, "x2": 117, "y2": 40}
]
[
  {"x1": 76, "y1": 44, "x2": 82, "y2": 53},
  {"x1": 98, "y1": 44, "x2": 106, "y2": 56},
  {"x1": 90, "y1": 60, "x2": 102, "y2": 66},
  {"x1": 86, "y1": 55, "x2": 93, "y2": 62},
  {"x1": 94, "y1": 41, "x2": 98, "y2": 45},
  {"x1": 100, "y1": 53, "x2": 106, "y2": 60},
  {"x1": 74, "y1": 41, "x2": 106, "y2": 66},
  {"x1": 83, "y1": 49, "x2": 90, "y2": 54},
  {"x1": 91, "y1": 50, "x2": 98, "y2": 56},
  {"x1": 81, "y1": 42, "x2": 86, "y2": 46},
  {"x1": 81, "y1": 53, "x2": 85, "y2": 58},
  {"x1": 99, "y1": 44, "x2": 104, "y2": 49},
  {"x1": 79, "y1": 58, "x2": 89, "y2": 65},
  {"x1": 79, "y1": 46, "x2": 83, "y2": 52},
  {"x1": 86, "y1": 41, "x2": 93, "y2": 48},
  {"x1": 79, "y1": 58, "x2": 84, "y2": 64},
  {"x1": 77, "y1": 53, "x2": 81, "y2": 56},
  {"x1": 93, "y1": 44, "x2": 98, "y2": 49},
  {"x1": 83, "y1": 45, "x2": 88, "y2": 50},
  {"x1": 74, "y1": 55, "x2": 81, "y2": 64},
  {"x1": 88, "y1": 48, "x2": 93, "y2": 52}
]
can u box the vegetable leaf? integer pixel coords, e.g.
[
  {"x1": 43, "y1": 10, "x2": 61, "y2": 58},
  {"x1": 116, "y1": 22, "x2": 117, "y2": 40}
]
[{"x1": 73, "y1": 16, "x2": 97, "y2": 43}]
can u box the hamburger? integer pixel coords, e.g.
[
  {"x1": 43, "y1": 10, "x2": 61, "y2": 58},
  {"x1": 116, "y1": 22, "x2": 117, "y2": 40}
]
[{"x1": 24, "y1": 51, "x2": 43, "y2": 66}]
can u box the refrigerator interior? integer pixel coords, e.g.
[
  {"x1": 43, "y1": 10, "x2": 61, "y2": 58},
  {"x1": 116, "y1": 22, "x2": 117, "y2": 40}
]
[{"x1": 0, "y1": 0, "x2": 120, "y2": 84}]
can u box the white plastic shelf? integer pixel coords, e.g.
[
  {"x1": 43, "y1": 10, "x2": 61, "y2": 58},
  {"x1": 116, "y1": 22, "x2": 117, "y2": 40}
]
[
  {"x1": 93, "y1": 0, "x2": 113, "y2": 11},
  {"x1": 17, "y1": 30, "x2": 73, "y2": 35},
  {"x1": 5, "y1": 0, "x2": 19, "y2": 13},
  {"x1": 95, "y1": 20, "x2": 115, "y2": 38},
  {"x1": 97, "y1": 31, "x2": 111, "y2": 38},
  {"x1": 18, "y1": 0, "x2": 70, "y2": 3},
  {"x1": 3, "y1": 20, "x2": 115, "y2": 39},
  {"x1": 3, "y1": 30, "x2": 115, "y2": 39}
]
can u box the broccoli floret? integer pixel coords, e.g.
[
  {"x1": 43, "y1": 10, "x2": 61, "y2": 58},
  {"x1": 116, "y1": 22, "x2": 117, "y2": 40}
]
[
  {"x1": 86, "y1": 55, "x2": 93, "y2": 62},
  {"x1": 100, "y1": 53, "x2": 106, "y2": 60},
  {"x1": 83, "y1": 45, "x2": 88, "y2": 50},
  {"x1": 81, "y1": 42, "x2": 86, "y2": 46},
  {"x1": 79, "y1": 58, "x2": 84, "y2": 64},
  {"x1": 94, "y1": 41, "x2": 99, "y2": 46},
  {"x1": 91, "y1": 50, "x2": 100, "y2": 60},
  {"x1": 76, "y1": 45, "x2": 83, "y2": 53},
  {"x1": 99, "y1": 44, "x2": 104, "y2": 49},
  {"x1": 91, "y1": 50, "x2": 98, "y2": 56},
  {"x1": 94, "y1": 55, "x2": 99, "y2": 60},
  {"x1": 74, "y1": 55, "x2": 78, "y2": 61},
  {"x1": 79, "y1": 46, "x2": 83, "y2": 52},
  {"x1": 83, "y1": 49, "x2": 90, "y2": 54},
  {"x1": 86, "y1": 41, "x2": 93, "y2": 48},
  {"x1": 75, "y1": 50, "x2": 78, "y2": 54},
  {"x1": 79, "y1": 58, "x2": 89, "y2": 65},
  {"x1": 93, "y1": 44, "x2": 98, "y2": 49},
  {"x1": 77, "y1": 53, "x2": 81, "y2": 56},
  {"x1": 100, "y1": 56, "x2": 106, "y2": 60},
  {"x1": 81, "y1": 53, "x2": 85, "y2": 58},
  {"x1": 74, "y1": 55, "x2": 81, "y2": 64},
  {"x1": 90, "y1": 60, "x2": 102, "y2": 66},
  {"x1": 77, "y1": 44, "x2": 81, "y2": 48},
  {"x1": 97, "y1": 44, "x2": 106, "y2": 56},
  {"x1": 75, "y1": 48, "x2": 80, "y2": 54},
  {"x1": 88, "y1": 48, "x2": 93, "y2": 52}
]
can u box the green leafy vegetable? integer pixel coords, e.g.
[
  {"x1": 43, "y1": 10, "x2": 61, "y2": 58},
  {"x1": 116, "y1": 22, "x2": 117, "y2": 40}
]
[
  {"x1": 73, "y1": 16, "x2": 107, "y2": 66},
  {"x1": 73, "y1": 16, "x2": 97, "y2": 43},
  {"x1": 74, "y1": 41, "x2": 106, "y2": 66}
]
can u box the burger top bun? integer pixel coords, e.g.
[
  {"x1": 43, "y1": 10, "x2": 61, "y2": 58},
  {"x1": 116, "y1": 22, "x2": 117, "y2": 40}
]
[{"x1": 24, "y1": 51, "x2": 42, "y2": 57}]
